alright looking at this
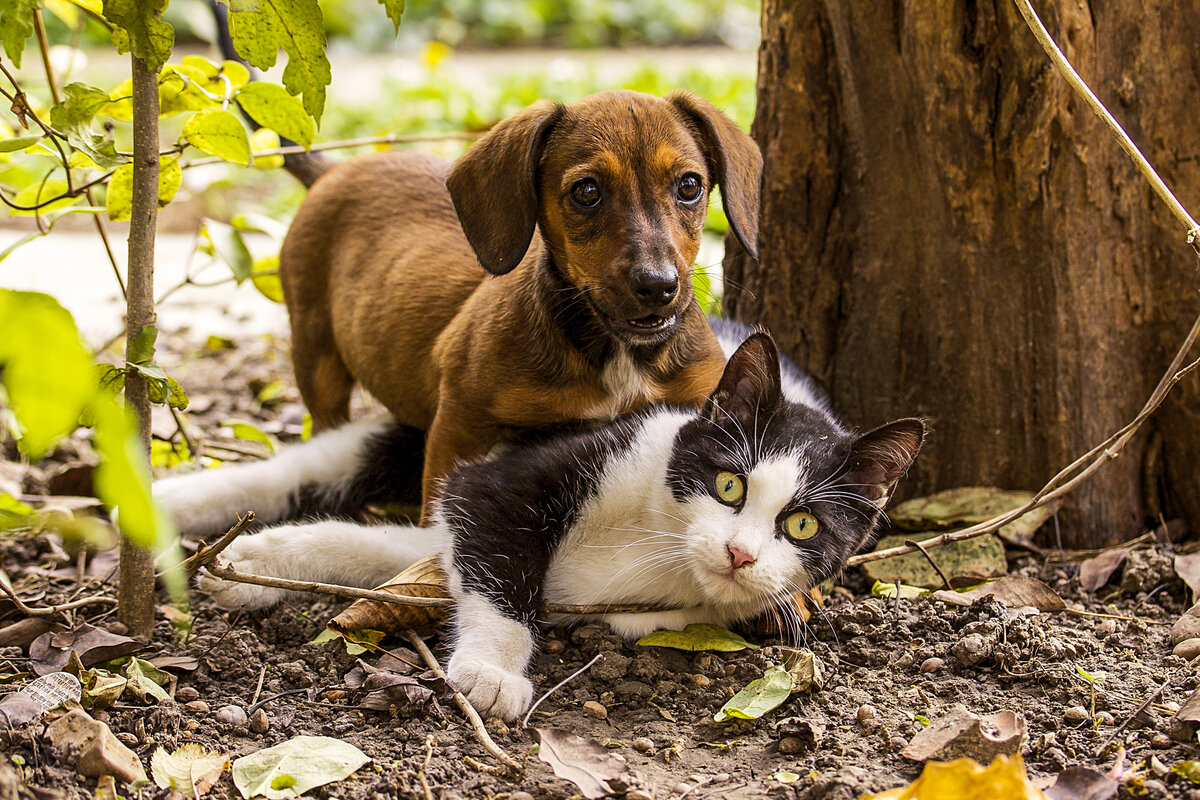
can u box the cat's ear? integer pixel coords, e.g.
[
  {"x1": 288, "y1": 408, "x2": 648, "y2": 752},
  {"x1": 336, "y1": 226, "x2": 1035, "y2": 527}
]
[
  {"x1": 841, "y1": 418, "x2": 927, "y2": 509},
  {"x1": 703, "y1": 332, "x2": 783, "y2": 429}
]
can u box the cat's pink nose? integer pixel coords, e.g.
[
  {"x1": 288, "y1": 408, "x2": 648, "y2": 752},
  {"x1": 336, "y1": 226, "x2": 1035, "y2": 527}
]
[{"x1": 727, "y1": 544, "x2": 756, "y2": 569}]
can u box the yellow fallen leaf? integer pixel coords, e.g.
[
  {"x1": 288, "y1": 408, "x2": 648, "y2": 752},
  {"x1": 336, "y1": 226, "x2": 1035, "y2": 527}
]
[{"x1": 861, "y1": 755, "x2": 1051, "y2": 800}]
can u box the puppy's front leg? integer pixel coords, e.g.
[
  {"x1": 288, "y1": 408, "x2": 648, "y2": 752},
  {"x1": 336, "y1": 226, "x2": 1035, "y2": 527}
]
[{"x1": 419, "y1": 410, "x2": 497, "y2": 522}]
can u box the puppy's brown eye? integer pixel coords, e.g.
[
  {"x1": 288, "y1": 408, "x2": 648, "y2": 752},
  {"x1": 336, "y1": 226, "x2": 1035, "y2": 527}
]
[
  {"x1": 677, "y1": 174, "x2": 703, "y2": 203},
  {"x1": 571, "y1": 178, "x2": 601, "y2": 208}
]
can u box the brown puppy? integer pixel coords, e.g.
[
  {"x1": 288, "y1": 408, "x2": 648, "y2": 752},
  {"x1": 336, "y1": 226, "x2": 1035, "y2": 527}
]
[{"x1": 279, "y1": 90, "x2": 761, "y2": 515}]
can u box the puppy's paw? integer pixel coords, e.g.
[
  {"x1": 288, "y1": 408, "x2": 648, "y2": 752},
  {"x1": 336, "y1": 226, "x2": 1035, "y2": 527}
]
[
  {"x1": 446, "y1": 652, "x2": 533, "y2": 722},
  {"x1": 196, "y1": 534, "x2": 290, "y2": 610}
]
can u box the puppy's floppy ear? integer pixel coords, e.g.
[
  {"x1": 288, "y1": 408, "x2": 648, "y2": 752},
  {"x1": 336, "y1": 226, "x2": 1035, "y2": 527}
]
[
  {"x1": 666, "y1": 90, "x2": 763, "y2": 261},
  {"x1": 447, "y1": 100, "x2": 564, "y2": 275},
  {"x1": 703, "y1": 332, "x2": 782, "y2": 430}
]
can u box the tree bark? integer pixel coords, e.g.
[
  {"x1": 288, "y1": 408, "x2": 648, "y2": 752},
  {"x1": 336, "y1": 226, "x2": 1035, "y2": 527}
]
[
  {"x1": 117, "y1": 53, "x2": 160, "y2": 639},
  {"x1": 726, "y1": 0, "x2": 1200, "y2": 547}
]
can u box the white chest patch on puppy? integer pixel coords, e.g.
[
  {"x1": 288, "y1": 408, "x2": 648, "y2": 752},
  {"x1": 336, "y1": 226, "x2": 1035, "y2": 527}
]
[{"x1": 587, "y1": 348, "x2": 660, "y2": 420}]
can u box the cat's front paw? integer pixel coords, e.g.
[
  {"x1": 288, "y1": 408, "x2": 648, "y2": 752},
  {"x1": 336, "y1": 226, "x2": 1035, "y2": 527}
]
[
  {"x1": 195, "y1": 535, "x2": 290, "y2": 610},
  {"x1": 446, "y1": 652, "x2": 533, "y2": 722},
  {"x1": 154, "y1": 473, "x2": 240, "y2": 539}
]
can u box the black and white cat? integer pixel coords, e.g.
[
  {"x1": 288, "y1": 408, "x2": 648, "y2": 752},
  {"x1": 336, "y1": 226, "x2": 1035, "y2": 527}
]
[{"x1": 155, "y1": 326, "x2": 924, "y2": 721}]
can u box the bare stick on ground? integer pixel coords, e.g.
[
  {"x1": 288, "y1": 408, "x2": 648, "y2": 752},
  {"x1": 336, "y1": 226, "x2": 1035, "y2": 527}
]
[
  {"x1": 170, "y1": 511, "x2": 255, "y2": 579},
  {"x1": 404, "y1": 630, "x2": 522, "y2": 773},
  {"x1": 0, "y1": 575, "x2": 116, "y2": 616},
  {"x1": 200, "y1": 562, "x2": 680, "y2": 615}
]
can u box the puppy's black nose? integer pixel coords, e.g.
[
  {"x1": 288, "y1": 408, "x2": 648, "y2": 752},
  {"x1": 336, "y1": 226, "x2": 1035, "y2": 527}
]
[{"x1": 629, "y1": 268, "x2": 678, "y2": 307}]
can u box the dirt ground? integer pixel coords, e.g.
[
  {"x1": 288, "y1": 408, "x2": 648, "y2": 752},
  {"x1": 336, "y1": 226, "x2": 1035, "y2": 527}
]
[{"x1": 3, "y1": 330, "x2": 1200, "y2": 800}]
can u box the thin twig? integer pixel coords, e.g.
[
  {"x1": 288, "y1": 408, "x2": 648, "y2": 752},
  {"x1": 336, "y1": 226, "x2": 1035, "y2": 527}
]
[
  {"x1": 521, "y1": 653, "x2": 604, "y2": 729},
  {"x1": 168, "y1": 406, "x2": 197, "y2": 466},
  {"x1": 170, "y1": 511, "x2": 255, "y2": 579},
  {"x1": 200, "y1": 561, "x2": 684, "y2": 615},
  {"x1": 404, "y1": 630, "x2": 522, "y2": 772},
  {"x1": 0, "y1": 575, "x2": 116, "y2": 616},
  {"x1": 202, "y1": 562, "x2": 453, "y2": 607},
  {"x1": 1096, "y1": 655, "x2": 1200, "y2": 756},
  {"x1": 251, "y1": 663, "x2": 267, "y2": 706},
  {"x1": 903, "y1": 539, "x2": 953, "y2": 590},
  {"x1": 180, "y1": 131, "x2": 481, "y2": 170},
  {"x1": 849, "y1": 346, "x2": 1200, "y2": 569},
  {"x1": 1063, "y1": 607, "x2": 1166, "y2": 626},
  {"x1": 1012, "y1": 0, "x2": 1200, "y2": 254}
]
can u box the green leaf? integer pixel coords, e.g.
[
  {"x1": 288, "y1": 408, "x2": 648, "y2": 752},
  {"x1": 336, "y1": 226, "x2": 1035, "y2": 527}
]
[
  {"x1": 230, "y1": 735, "x2": 370, "y2": 799},
  {"x1": 235, "y1": 83, "x2": 316, "y2": 148},
  {"x1": 227, "y1": 0, "x2": 330, "y2": 124},
  {"x1": 128, "y1": 322, "x2": 157, "y2": 364},
  {"x1": 1174, "y1": 761, "x2": 1200, "y2": 785},
  {"x1": 221, "y1": 419, "x2": 276, "y2": 454},
  {"x1": 0, "y1": 493, "x2": 34, "y2": 529},
  {"x1": 871, "y1": 580, "x2": 928, "y2": 600},
  {"x1": 0, "y1": 135, "x2": 40, "y2": 152},
  {"x1": 714, "y1": 666, "x2": 793, "y2": 722},
  {"x1": 204, "y1": 219, "x2": 253, "y2": 283},
  {"x1": 251, "y1": 254, "x2": 284, "y2": 303},
  {"x1": 102, "y1": 0, "x2": 174, "y2": 73},
  {"x1": 49, "y1": 82, "x2": 124, "y2": 167},
  {"x1": 0, "y1": 290, "x2": 95, "y2": 458},
  {"x1": 0, "y1": 0, "x2": 39, "y2": 68},
  {"x1": 106, "y1": 156, "x2": 181, "y2": 221},
  {"x1": 157, "y1": 65, "x2": 220, "y2": 116},
  {"x1": 182, "y1": 108, "x2": 250, "y2": 165},
  {"x1": 376, "y1": 0, "x2": 403, "y2": 34},
  {"x1": 636, "y1": 623, "x2": 759, "y2": 652},
  {"x1": 10, "y1": 179, "x2": 81, "y2": 216},
  {"x1": 93, "y1": 396, "x2": 175, "y2": 551}
]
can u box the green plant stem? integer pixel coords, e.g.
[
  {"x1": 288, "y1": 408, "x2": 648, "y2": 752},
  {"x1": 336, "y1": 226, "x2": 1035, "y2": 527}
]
[{"x1": 116, "y1": 52, "x2": 160, "y2": 641}]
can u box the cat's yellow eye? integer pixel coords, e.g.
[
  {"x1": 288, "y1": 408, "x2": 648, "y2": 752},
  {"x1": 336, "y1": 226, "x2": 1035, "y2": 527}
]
[
  {"x1": 784, "y1": 512, "x2": 820, "y2": 541},
  {"x1": 714, "y1": 471, "x2": 744, "y2": 504}
]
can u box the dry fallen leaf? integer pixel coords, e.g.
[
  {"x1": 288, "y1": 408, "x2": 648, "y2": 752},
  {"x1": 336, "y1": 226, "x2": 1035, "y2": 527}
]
[
  {"x1": 902, "y1": 705, "x2": 1028, "y2": 763},
  {"x1": 776, "y1": 647, "x2": 825, "y2": 693},
  {"x1": 1168, "y1": 689, "x2": 1200, "y2": 742},
  {"x1": 29, "y1": 624, "x2": 142, "y2": 677},
  {"x1": 929, "y1": 577, "x2": 1065, "y2": 612},
  {"x1": 0, "y1": 672, "x2": 81, "y2": 727},
  {"x1": 1173, "y1": 553, "x2": 1200, "y2": 603},
  {"x1": 532, "y1": 727, "x2": 628, "y2": 800},
  {"x1": 865, "y1": 754, "x2": 1050, "y2": 800},
  {"x1": 1079, "y1": 549, "x2": 1131, "y2": 593},
  {"x1": 327, "y1": 555, "x2": 448, "y2": 636},
  {"x1": 151, "y1": 743, "x2": 229, "y2": 797}
]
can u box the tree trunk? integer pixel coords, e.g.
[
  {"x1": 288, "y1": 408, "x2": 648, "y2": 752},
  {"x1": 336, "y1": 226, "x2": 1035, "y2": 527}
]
[
  {"x1": 117, "y1": 53, "x2": 160, "y2": 639},
  {"x1": 725, "y1": 0, "x2": 1200, "y2": 548}
]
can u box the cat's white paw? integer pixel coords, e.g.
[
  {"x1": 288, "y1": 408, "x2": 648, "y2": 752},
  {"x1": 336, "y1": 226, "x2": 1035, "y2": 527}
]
[
  {"x1": 154, "y1": 472, "x2": 242, "y2": 539},
  {"x1": 196, "y1": 534, "x2": 290, "y2": 610},
  {"x1": 446, "y1": 652, "x2": 533, "y2": 722}
]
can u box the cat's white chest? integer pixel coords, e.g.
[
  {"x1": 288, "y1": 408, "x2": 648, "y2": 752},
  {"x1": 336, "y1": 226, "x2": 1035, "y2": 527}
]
[{"x1": 543, "y1": 411, "x2": 700, "y2": 606}]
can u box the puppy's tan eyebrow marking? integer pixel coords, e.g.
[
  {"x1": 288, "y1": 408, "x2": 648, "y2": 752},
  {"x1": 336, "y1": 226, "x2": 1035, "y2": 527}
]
[
  {"x1": 560, "y1": 151, "x2": 625, "y2": 194},
  {"x1": 653, "y1": 143, "x2": 705, "y2": 180}
]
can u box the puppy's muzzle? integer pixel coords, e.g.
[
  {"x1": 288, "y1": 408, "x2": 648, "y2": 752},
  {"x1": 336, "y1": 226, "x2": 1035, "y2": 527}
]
[{"x1": 628, "y1": 266, "x2": 679, "y2": 309}]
